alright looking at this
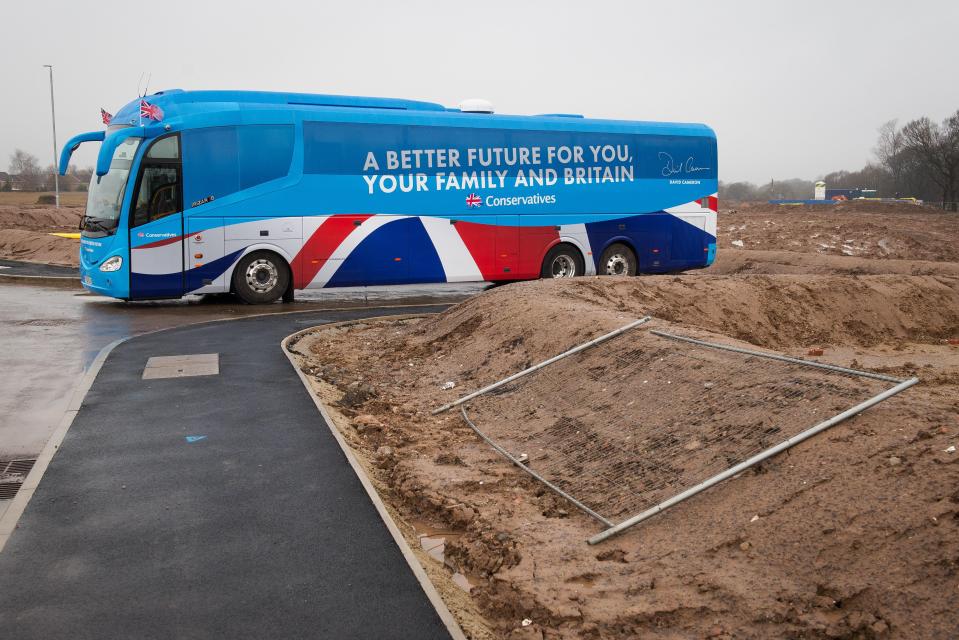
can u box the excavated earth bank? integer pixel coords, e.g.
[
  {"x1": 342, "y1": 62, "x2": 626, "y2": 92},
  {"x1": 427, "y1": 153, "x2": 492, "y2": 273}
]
[{"x1": 290, "y1": 273, "x2": 959, "y2": 639}]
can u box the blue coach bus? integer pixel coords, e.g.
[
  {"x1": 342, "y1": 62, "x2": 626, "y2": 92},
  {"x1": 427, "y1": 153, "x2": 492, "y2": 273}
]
[{"x1": 60, "y1": 90, "x2": 717, "y2": 303}]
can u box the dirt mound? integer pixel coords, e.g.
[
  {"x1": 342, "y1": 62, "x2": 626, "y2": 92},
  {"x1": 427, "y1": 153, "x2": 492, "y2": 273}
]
[
  {"x1": 0, "y1": 205, "x2": 82, "y2": 266},
  {"x1": 293, "y1": 276, "x2": 959, "y2": 639},
  {"x1": 0, "y1": 229, "x2": 79, "y2": 267},
  {"x1": 415, "y1": 276, "x2": 958, "y2": 374},
  {"x1": 0, "y1": 205, "x2": 82, "y2": 231}
]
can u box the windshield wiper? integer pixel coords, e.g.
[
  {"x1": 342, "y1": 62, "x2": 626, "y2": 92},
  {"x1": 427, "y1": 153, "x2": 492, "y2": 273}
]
[{"x1": 80, "y1": 216, "x2": 113, "y2": 233}]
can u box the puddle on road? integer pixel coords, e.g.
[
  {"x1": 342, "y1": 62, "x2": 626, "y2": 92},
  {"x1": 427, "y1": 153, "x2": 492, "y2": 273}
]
[{"x1": 413, "y1": 522, "x2": 476, "y2": 594}]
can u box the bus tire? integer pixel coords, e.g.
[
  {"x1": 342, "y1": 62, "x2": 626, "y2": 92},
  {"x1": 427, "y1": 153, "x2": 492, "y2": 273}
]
[
  {"x1": 232, "y1": 250, "x2": 291, "y2": 304},
  {"x1": 599, "y1": 243, "x2": 637, "y2": 277},
  {"x1": 541, "y1": 243, "x2": 584, "y2": 279}
]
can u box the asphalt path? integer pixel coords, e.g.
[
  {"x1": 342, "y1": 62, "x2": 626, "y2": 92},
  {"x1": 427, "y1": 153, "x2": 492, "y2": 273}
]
[
  {"x1": 0, "y1": 259, "x2": 78, "y2": 278},
  {"x1": 0, "y1": 308, "x2": 454, "y2": 639}
]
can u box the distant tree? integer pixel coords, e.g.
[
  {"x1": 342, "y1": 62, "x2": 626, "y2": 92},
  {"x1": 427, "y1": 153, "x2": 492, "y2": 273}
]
[
  {"x1": 756, "y1": 178, "x2": 814, "y2": 200},
  {"x1": 42, "y1": 165, "x2": 59, "y2": 191},
  {"x1": 822, "y1": 164, "x2": 890, "y2": 194},
  {"x1": 9, "y1": 149, "x2": 43, "y2": 191},
  {"x1": 874, "y1": 119, "x2": 906, "y2": 195},
  {"x1": 901, "y1": 111, "x2": 959, "y2": 209},
  {"x1": 719, "y1": 181, "x2": 759, "y2": 201},
  {"x1": 70, "y1": 165, "x2": 94, "y2": 187},
  {"x1": 1, "y1": 179, "x2": 11, "y2": 192}
]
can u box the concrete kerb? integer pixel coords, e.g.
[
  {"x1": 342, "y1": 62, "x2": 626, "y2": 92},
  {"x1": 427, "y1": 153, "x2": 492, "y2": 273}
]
[
  {"x1": 0, "y1": 273, "x2": 82, "y2": 288},
  {"x1": 282, "y1": 320, "x2": 468, "y2": 640},
  {"x1": 0, "y1": 301, "x2": 454, "y2": 554}
]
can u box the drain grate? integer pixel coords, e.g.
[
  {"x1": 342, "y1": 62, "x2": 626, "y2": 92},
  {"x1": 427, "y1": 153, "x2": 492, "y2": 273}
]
[{"x1": 0, "y1": 459, "x2": 37, "y2": 501}]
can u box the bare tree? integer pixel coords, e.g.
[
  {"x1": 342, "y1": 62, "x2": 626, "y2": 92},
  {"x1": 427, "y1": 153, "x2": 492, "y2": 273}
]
[
  {"x1": 69, "y1": 165, "x2": 94, "y2": 184},
  {"x1": 901, "y1": 112, "x2": 959, "y2": 209},
  {"x1": 874, "y1": 119, "x2": 906, "y2": 195},
  {"x1": 719, "y1": 181, "x2": 759, "y2": 201},
  {"x1": 8, "y1": 149, "x2": 43, "y2": 191}
]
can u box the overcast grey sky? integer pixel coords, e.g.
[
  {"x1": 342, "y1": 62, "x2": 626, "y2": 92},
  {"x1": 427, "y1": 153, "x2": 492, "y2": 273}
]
[{"x1": 2, "y1": 0, "x2": 957, "y2": 184}]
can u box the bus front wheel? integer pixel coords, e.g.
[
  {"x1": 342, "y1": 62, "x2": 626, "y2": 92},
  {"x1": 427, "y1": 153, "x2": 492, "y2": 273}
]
[
  {"x1": 232, "y1": 251, "x2": 291, "y2": 304},
  {"x1": 599, "y1": 243, "x2": 637, "y2": 277}
]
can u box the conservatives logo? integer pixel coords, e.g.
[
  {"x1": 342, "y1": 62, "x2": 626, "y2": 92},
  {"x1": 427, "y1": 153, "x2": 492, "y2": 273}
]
[{"x1": 465, "y1": 193, "x2": 482, "y2": 208}]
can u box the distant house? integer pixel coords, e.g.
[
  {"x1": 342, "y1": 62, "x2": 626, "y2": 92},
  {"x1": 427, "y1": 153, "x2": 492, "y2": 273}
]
[
  {"x1": 0, "y1": 171, "x2": 83, "y2": 192},
  {"x1": 59, "y1": 173, "x2": 81, "y2": 191},
  {"x1": 0, "y1": 172, "x2": 27, "y2": 191}
]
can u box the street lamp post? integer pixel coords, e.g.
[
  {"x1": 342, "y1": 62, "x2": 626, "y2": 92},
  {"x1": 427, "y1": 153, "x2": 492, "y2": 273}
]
[{"x1": 43, "y1": 65, "x2": 59, "y2": 209}]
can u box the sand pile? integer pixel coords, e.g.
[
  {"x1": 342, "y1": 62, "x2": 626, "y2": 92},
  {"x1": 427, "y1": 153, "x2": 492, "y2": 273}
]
[{"x1": 0, "y1": 205, "x2": 82, "y2": 266}]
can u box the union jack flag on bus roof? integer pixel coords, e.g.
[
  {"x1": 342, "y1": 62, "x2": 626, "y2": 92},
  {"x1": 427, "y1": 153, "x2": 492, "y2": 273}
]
[
  {"x1": 100, "y1": 108, "x2": 112, "y2": 125},
  {"x1": 140, "y1": 100, "x2": 164, "y2": 122},
  {"x1": 465, "y1": 193, "x2": 482, "y2": 208}
]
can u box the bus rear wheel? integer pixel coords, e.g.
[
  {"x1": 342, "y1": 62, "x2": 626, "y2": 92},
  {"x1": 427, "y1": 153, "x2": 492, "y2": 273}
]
[
  {"x1": 599, "y1": 243, "x2": 637, "y2": 276},
  {"x1": 232, "y1": 251, "x2": 291, "y2": 304},
  {"x1": 541, "y1": 244, "x2": 584, "y2": 279}
]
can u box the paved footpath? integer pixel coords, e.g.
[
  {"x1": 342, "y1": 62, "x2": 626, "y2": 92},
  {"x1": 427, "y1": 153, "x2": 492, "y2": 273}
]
[
  {"x1": 0, "y1": 308, "x2": 454, "y2": 639},
  {"x1": 0, "y1": 258, "x2": 78, "y2": 278}
]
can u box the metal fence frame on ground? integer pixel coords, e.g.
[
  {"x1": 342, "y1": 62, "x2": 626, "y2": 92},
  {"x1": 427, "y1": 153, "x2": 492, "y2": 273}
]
[{"x1": 438, "y1": 319, "x2": 919, "y2": 544}]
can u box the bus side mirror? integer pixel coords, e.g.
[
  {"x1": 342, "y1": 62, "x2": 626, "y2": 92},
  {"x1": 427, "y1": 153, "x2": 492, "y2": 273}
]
[{"x1": 60, "y1": 130, "x2": 106, "y2": 175}]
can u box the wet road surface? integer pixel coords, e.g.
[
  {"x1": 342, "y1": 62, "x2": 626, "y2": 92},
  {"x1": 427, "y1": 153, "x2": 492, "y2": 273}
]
[{"x1": 0, "y1": 280, "x2": 483, "y2": 459}]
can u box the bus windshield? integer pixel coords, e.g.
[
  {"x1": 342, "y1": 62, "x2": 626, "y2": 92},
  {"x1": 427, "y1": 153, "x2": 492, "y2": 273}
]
[{"x1": 81, "y1": 136, "x2": 141, "y2": 237}]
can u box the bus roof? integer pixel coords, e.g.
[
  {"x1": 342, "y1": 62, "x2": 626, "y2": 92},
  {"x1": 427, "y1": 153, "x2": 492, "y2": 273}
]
[{"x1": 110, "y1": 89, "x2": 715, "y2": 138}]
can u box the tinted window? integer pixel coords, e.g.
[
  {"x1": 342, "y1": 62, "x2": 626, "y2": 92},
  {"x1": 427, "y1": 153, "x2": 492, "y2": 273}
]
[
  {"x1": 239, "y1": 125, "x2": 294, "y2": 189},
  {"x1": 133, "y1": 166, "x2": 180, "y2": 226},
  {"x1": 147, "y1": 135, "x2": 179, "y2": 160},
  {"x1": 181, "y1": 125, "x2": 293, "y2": 207}
]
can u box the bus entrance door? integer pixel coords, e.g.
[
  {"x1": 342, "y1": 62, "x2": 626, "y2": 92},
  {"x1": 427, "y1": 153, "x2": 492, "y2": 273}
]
[
  {"x1": 129, "y1": 136, "x2": 184, "y2": 299},
  {"x1": 129, "y1": 212, "x2": 184, "y2": 299}
]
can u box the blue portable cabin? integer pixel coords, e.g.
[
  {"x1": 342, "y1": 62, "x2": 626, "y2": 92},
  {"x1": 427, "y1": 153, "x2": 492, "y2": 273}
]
[{"x1": 61, "y1": 89, "x2": 718, "y2": 302}]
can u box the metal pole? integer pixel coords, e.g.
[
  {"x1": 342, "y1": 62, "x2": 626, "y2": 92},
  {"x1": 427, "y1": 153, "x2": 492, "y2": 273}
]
[
  {"x1": 587, "y1": 376, "x2": 919, "y2": 544},
  {"x1": 650, "y1": 330, "x2": 906, "y2": 384},
  {"x1": 460, "y1": 406, "x2": 613, "y2": 527},
  {"x1": 43, "y1": 65, "x2": 59, "y2": 208},
  {"x1": 431, "y1": 317, "x2": 651, "y2": 415}
]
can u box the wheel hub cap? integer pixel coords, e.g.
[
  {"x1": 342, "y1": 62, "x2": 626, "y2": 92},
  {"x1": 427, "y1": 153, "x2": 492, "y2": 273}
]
[
  {"x1": 550, "y1": 255, "x2": 577, "y2": 278},
  {"x1": 605, "y1": 254, "x2": 629, "y2": 276},
  {"x1": 245, "y1": 259, "x2": 278, "y2": 293}
]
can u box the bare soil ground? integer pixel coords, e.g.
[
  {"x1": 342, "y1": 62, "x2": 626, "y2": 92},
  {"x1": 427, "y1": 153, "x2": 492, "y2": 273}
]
[
  {"x1": 289, "y1": 202, "x2": 959, "y2": 639},
  {"x1": 711, "y1": 202, "x2": 959, "y2": 273},
  {"x1": 0, "y1": 204, "x2": 82, "y2": 266}
]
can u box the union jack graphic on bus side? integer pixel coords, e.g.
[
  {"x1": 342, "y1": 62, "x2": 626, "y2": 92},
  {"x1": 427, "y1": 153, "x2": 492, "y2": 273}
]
[
  {"x1": 465, "y1": 193, "x2": 482, "y2": 208},
  {"x1": 100, "y1": 108, "x2": 113, "y2": 125},
  {"x1": 140, "y1": 100, "x2": 164, "y2": 122}
]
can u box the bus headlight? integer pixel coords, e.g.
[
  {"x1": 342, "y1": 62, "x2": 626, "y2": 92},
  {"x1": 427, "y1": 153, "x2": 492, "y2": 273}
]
[{"x1": 99, "y1": 256, "x2": 123, "y2": 272}]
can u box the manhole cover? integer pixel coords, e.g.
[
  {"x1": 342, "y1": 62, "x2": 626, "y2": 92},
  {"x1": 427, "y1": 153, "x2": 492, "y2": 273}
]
[
  {"x1": 142, "y1": 353, "x2": 219, "y2": 379},
  {"x1": 0, "y1": 459, "x2": 36, "y2": 501}
]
